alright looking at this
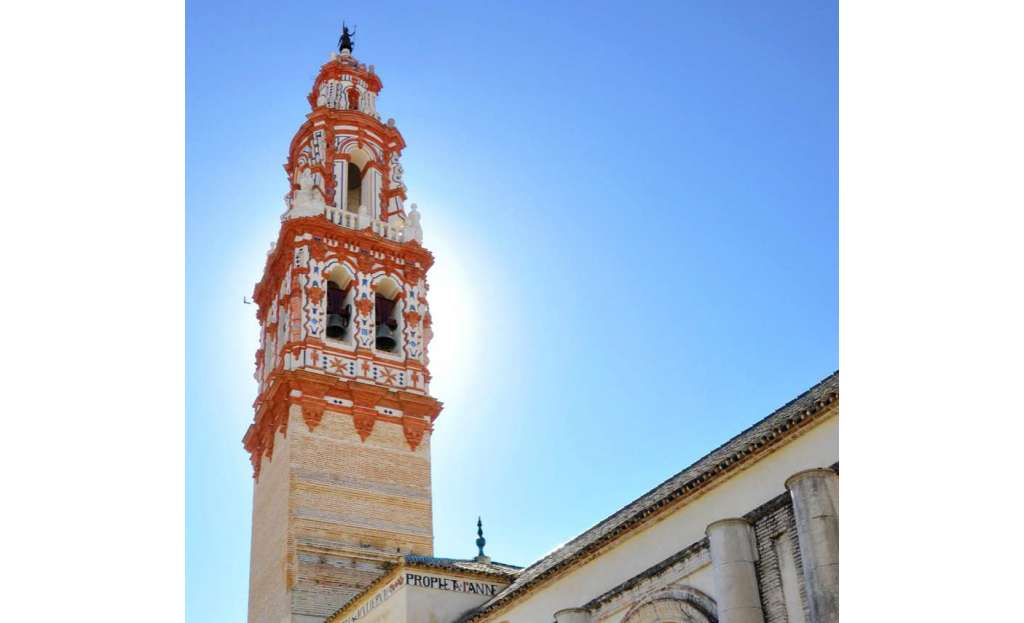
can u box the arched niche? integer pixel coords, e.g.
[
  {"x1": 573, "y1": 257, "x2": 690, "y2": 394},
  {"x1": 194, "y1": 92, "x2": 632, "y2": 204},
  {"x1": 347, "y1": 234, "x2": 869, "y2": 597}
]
[{"x1": 620, "y1": 587, "x2": 718, "y2": 623}]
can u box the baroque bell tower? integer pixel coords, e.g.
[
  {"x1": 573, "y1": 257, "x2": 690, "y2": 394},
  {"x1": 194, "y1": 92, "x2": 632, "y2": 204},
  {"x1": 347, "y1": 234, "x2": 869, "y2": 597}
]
[{"x1": 243, "y1": 26, "x2": 442, "y2": 623}]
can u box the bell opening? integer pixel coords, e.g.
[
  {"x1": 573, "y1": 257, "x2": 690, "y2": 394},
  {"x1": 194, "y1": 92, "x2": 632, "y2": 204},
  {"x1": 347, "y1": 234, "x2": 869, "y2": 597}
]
[
  {"x1": 346, "y1": 163, "x2": 362, "y2": 212},
  {"x1": 374, "y1": 290, "x2": 400, "y2": 352},
  {"x1": 326, "y1": 281, "x2": 352, "y2": 340}
]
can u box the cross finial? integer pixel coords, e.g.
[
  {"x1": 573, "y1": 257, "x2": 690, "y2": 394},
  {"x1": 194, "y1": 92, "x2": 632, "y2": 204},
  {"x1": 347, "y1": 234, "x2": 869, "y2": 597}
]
[
  {"x1": 475, "y1": 516, "x2": 487, "y2": 558},
  {"x1": 338, "y1": 22, "x2": 356, "y2": 53}
]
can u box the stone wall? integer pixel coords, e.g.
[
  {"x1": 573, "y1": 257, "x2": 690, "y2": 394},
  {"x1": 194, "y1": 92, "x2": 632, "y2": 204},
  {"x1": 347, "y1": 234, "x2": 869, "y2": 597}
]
[{"x1": 478, "y1": 412, "x2": 838, "y2": 623}]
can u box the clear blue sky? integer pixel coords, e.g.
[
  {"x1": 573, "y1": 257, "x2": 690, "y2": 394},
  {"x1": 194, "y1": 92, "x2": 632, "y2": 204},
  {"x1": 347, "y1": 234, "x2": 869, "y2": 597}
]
[{"x1": 186, "y1": 1, "x2": 836, "y2": 621}]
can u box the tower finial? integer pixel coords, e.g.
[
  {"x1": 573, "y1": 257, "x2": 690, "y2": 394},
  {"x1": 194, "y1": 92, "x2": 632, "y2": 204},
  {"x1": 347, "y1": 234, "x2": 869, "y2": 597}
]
[
  {"x1": 338, "y1": 22, "x2": 356, "y2": 53},
  {"x1": 475, "y1": 516, "x2": 487, "y2": 559}
]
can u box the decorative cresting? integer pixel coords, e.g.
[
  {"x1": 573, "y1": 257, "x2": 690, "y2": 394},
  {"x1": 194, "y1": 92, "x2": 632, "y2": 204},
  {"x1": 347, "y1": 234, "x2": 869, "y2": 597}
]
[
  {"x1": 620, "y1": 587, "x2": 719, "y2": 623},
  {"x1": 243, "y1": 36, "x2": 442, "y2": 479}
]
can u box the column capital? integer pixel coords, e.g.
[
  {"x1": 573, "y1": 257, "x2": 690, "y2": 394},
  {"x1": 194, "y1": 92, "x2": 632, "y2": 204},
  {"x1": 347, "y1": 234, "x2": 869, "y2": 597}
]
[
  {"x1": 785, "y1": 468, "x2": 837, "y2": 490},
  {"x1": 705, "y1": 517, "x2": 752, "y2": 537},
  {"x1": 707, "y1": 517, "x2": 759, "y2": 565}
]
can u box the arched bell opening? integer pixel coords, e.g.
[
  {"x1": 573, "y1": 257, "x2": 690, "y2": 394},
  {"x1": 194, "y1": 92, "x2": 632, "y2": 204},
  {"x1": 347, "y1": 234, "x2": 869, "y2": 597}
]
[
  {"x1": 325, "y1": 266, "x2": 355, "y2": 342},
  {"x1": 345, "y1": 162, "x2": 363, "y2": 213},
  {"x1": 373, "y1": 277, "x2": 403, "y2": 354},
  {"x1": 338, "y1": 146, "x2": 381, "y2": 219}
]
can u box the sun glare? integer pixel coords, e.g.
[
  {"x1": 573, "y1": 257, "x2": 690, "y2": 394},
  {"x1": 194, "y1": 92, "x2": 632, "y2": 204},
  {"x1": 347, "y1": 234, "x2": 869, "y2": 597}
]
[{"x1": 423, "y1": 226, "x2": 482, "y2": 412}]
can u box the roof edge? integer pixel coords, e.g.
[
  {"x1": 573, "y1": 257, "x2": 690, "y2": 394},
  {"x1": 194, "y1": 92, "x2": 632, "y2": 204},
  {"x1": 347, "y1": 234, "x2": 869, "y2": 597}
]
[{"x1": 457, "y1": 370, "x2": 839, "y2": 623}]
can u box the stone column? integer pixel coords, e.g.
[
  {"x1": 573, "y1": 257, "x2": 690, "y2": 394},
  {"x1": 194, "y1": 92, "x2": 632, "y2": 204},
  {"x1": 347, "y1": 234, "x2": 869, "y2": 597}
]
[
  {"x1": 786, "y1": 469, "x2": 838, "y2": 623},
  {"x1": 553, "y1": 608, "x2": 590, "y2": 623},
  {"x1": 334, "y1": 160, "x2": 346, "y2": 211},
  {"x1": 706, "y1": 518, "x2": 765, "y2": 623},
  {"x1": 362, "y1": 166, "x2": 382, "y2": 218}
]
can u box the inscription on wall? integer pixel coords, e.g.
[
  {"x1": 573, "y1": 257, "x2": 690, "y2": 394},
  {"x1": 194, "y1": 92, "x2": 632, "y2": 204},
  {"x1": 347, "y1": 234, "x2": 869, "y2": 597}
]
[{"x1": 404, "y1": 572, "x2": 499, "y2": 596}]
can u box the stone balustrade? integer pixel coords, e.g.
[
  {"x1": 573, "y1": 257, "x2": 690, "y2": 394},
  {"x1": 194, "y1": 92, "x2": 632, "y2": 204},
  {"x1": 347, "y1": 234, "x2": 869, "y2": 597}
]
[{"x1": 325, "y1": 206, "x2": 405, "y2": 243}]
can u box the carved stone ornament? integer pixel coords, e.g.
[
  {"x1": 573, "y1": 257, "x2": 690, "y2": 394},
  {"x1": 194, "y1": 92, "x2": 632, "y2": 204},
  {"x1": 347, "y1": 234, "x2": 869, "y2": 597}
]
[
  {"x1": 403, "y1": 203, "x2": 423, "y2": 244},
  {"x1": 287, "y1": 169, "x2": 328, "y2": 219}
]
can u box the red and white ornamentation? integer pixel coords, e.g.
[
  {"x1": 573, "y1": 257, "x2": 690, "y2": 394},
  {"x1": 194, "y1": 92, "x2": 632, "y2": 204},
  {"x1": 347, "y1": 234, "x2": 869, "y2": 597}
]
[{"x1": 243, "y1": 46, "x2": 441, "y2": 479}]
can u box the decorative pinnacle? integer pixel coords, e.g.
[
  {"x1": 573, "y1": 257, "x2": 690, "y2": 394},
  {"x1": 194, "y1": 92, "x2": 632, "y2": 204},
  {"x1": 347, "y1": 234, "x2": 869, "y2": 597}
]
[
  {"x1": 476, "y1": 516, "x2": 487, "y2": 557},
  {"x1": 338, "y1": 22, "x2": 356, "y2": 53}
]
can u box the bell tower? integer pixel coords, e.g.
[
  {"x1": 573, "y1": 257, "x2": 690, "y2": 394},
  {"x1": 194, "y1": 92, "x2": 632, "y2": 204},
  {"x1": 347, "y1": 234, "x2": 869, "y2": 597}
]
[{"x1": 243, "y1": 26, "x2": 442, "y2": 623}]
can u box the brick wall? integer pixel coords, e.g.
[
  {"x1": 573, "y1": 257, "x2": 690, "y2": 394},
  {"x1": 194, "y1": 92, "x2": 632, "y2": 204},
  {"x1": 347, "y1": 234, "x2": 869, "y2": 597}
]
[
  {"x1": 249, "y1": 403, "x2": 434, "y2": 622},
  {"x1": 249, "y1": 428, "x2": 293, "y2": 623},
  {"x1": 750, "y1": 494, "x2": 809, "y2": 623}
]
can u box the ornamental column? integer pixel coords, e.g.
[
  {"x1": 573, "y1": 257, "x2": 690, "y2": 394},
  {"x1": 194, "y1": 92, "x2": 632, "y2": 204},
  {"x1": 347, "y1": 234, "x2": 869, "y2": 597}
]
[
  {"x1": 706, "y1": 518, "x2": 765, "y2": 623},
  {"x1": 785, "y1": 469, "x2": 838, "y2": 623},
  {"x1": 553, "y1": 608, "x2": 591, "y2": 623}
]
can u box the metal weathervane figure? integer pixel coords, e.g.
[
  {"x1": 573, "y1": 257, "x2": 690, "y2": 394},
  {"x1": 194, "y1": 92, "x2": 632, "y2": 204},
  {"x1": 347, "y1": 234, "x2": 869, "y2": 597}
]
[{"x1": 338, "y1": 23, "x2": 356, "y2": 53}]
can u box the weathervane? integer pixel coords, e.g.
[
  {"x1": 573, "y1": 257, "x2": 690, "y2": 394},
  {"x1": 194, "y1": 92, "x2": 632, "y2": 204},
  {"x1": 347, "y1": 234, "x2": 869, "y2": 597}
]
[{"x1": 338, "y1": 23, "x2": 356, "y2": 53}]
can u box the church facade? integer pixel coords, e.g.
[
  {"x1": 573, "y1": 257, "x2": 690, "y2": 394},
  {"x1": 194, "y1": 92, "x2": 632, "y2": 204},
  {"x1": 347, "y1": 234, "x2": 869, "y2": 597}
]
[{"x1": 243, "y1": 32, "x2": 839, "y2": 623}]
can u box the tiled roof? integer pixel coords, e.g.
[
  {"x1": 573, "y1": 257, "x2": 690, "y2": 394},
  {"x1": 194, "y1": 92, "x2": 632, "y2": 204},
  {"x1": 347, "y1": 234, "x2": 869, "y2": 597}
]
[
  {"x1": 403, "y1": 555, "x2": 523, "y2": 578},
  {"x1": 458, "y1": 371, "x2": 839, "y2": 623}
]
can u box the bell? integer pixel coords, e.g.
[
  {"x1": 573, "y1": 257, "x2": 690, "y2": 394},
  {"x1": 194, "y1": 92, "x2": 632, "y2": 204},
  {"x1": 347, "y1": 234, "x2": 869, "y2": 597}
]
[
  {"x1": 326, "y1": 313, "x2": 348, "y2": 339},
  {"x1": 375, "y1": 322, "x2": 397, "y2": 351}
]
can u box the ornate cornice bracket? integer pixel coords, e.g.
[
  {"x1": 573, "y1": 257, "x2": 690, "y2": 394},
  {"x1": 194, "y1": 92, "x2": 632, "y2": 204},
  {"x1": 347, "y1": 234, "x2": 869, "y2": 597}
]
[
  {"x1": 302, "y1": 402, "x2": 326, "y2": 431},
  {"x1": 352, "y1": 406, "x2": 377, "y2": 441},
  {"x1": 401, "y1": 415, "x2": 430, "y2": 451},
  {"x1": 398, "y1": 393, "x2": 443, "y2": 423},
  {"x1": 350, "y1": 381, "x2": 387, "y2": 441}
]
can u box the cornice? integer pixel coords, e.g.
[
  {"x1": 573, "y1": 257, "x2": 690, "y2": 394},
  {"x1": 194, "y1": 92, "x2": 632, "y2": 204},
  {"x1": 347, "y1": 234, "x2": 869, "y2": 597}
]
[
  {"x1": 252, "y1": 216, "x2": 434, "y2": 311},
  {"x1": 287, "y1": 108, "x2": 404, "y2": 171},
  {"x1": 458, "y1": 378, "x2": 838, "y2": 623},
  {"x1": 243, "y1": 369, "x2": 443, "y2": 479}
]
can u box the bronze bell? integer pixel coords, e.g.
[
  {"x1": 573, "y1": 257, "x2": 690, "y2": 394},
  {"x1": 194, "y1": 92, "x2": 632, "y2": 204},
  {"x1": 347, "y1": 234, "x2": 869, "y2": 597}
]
[
  {"x1": 375, "y1": 319, "x2": 398, "y2": 351},
  {"x1": 326, "y1": 304, "x2": 351, "y2": 339}
]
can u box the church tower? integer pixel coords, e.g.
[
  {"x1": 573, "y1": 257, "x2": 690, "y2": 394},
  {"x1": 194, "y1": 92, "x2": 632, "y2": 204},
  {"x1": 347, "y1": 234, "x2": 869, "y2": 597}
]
[{"x1": 243, "y1": 27, "x2": 442, "y2": 623}]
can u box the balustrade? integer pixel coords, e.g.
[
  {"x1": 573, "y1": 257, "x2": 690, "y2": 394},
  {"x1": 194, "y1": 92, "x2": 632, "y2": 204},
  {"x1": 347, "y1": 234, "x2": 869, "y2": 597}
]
[{"x1": 324, "y1": 206, "x2": 405, "y2": 242}]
